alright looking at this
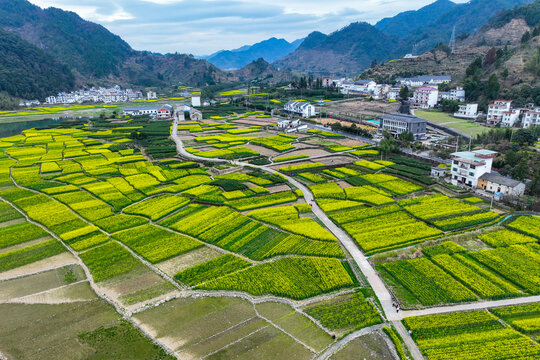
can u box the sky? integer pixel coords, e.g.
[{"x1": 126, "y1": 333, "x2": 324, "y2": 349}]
[{"x1": 28, "y1": 0, "x2": 467, "y2": 55}]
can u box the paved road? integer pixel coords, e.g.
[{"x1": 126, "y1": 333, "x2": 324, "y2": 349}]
[
  {"x1": 171, "y1": 117, "x2": 398, "y2": 320},
  {"x1": 172, "y1": 118, "x2": 540, "y2": 359},
  {"x1": 402, "y1": 295, "x2": 540, "y2": 318}
]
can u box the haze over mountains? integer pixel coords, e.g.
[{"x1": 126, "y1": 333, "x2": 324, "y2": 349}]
[
  {"x1": 201, "y1": 37, "x2": 304, "y2": 70},
  {"x1": 0, "y1": 0, "x2": 536, "y2": 101}
]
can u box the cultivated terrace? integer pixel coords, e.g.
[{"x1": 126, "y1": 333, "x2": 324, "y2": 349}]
[{"x1": 0, "y1": 111, "x2": 538, "y2": 360}]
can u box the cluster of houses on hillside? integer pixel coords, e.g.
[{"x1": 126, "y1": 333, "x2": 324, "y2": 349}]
[
  {"x1": 45, "y1": 86, "x2": 148, "y2": 105},
  {"x1": 486, "y1": 101, "x2": 540, "y2": 128}
]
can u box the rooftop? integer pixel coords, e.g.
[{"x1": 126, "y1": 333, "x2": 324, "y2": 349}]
[
  {"x1": 382, "y1": 113, "x2": 426, "y2": 124},
  {"x1": 479, "y1": 173, "x2": 523, "y2": 188}
]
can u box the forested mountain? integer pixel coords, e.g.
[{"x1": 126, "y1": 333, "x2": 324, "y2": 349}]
[
  {"x1": 234, "y1": 58, "x2": 294, "y2": 84},
  {"x1": 273, "y1": 0, "x2": 534, "y2": 76},
  {"x1": 361, "y1": 0, "x2": 540, "y2": 107},
  {"x1": 397, "y1": 0, "x2": 535, "y2": 55},
  {"x1": 274, "y1": 22, "x2": 400, "y2": 76},
  {"x1": 375, "y1": 0, "x2": 457, "y2": 37},
  {"x1": 0, "y1": 27, "x2": 74, "y2": 100},
  {"x1": 204, "y1": 37, "x2": 303, "y2": 70},
  {"x1": 0, "y1": 0, "x2": 230, "y2": 99}
]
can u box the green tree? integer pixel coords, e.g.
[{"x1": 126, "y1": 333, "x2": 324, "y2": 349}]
[
  {"x1": 505, "y1": 150, "x2": 519, "y2": 166},
  {"x1": 521, "y1": 31, "x2": 531, "y2": 44},
  {"x1": 513, "y1": 158, "x2": 529, "y2": 180},
  {"x1": 487, "y1": 74, "x2": 500, "y2": 99},
  {"x1": 399, "y1": 86, "x2": 409, "y2": 100},
  {"x1": 440, "y1": 99, "x2": 460, "y2": 113},
  {"x1": 501, "y1": 69, "x2": 509, "y2": 79}
]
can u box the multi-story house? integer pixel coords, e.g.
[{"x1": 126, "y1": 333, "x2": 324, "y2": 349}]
[
  {"x1": 441, "y1": 87, "x2": 465, "y2": 102},
  {"x1": 450, "y1": 149, "x2": 497, "y2": 187},
  {"x1": 453, "y1": 104, "x2": 479, "y2": 119},
  {"x1": 412, "y1": 87, "x2": 439, "y2": 109},
  {"x1": 500, "y1": 109, "x2": 521, "y2": 127},
  {"x1": 380, "y1": 113, "x2": 427, "y2": 139},
  {"x1": 123, "y1": 104, "x2": 173, "y2": 118},
  {"x1": 522, "y1": 107, "x2": 540, "y2": 128},
  {"x1": 395, "y1": 75, "x2": 451, "y2": 87},
  {"x1": 284, "y1": 101, "x2": 317, "y2": 118},
  {"x1": 386, "y1": 87, "x2": 401, "y2": 100},
  {"x1": 486, "y1": 100, "x2": 512, "y2": 126}
]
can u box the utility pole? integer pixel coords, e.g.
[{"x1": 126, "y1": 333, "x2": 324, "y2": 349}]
[{"x1": 468, "y1": 131, "x2": 472, "y2": 151}]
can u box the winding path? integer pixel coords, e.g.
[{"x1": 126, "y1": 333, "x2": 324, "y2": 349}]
[{"x1": 171, "y1": 117, "x2": 540, "y2": 359}]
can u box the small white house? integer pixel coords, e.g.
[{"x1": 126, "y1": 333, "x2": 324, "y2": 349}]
[
  {"x1": 412, "y1": 87, "x2": 439, "y2": 109},
  {"x1": 441, "y1": 87, "x2": 465, "y2": 102},
  {"x1": 284, "y1": 101, "x2": 316, "y2": 118},
  {"x1": 147, "y1": 91, "x2": 157, "y2": 100},
  {"x1": 487, "y1": 100, "x2": 512, "y2": 126},
  {"x1": 501, "y1": 109, "x2": 521, "y2": 127},
  {"x1": 522, "y1": 107, "x2": 540, "y2": 128},
  {"x1": 431, "y1": 167, "x2": 447, "y2": 178},
  {"x1": 454, "y1": 104, "x2": 479, "y2": 120},
  {"x1": 192, "y1": 96, "x2": 201, "y2": 107}
]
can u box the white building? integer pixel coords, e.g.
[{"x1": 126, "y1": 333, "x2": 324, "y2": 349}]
[
  {"x1": 386, "y1": 88, "x2": 401, "y2": 100},
  {"x1": 147, "y1": 91, "x2": 157, "y2": 100},
  {"x1": 478, "y1": 173, "x2": 525, "y2": 196},
  {"x1": 45, "y1": 86, "x2": 143, "y2": 105},
  {"x1": 412, "y1": 87, "x2": 439, "y2": 109},
  {"x1": 123, "y1": 104, "x2": 173, "y2": 118},
  {"x1": 284, "y1": 101, "x2": 316, "y2": 118},
  {"x1": 487, "y1": 100, "x2": 512, "y2": 126},
  {"x1": 441, "y1": 87, "x2": 465, "y2": 102},
  {"x1": 454, "y1": 104, "x2": 479, "y2": 120},
  {"x1": 395, "y1": 75, "x2": 451, "y2": 87},
  {"x1": 192, "y1": 96, "x2": 201, "y2": 107},
  {"x1": 277, "y1": 119, "x2": 301, "y2": 129},
  {"x1": 450, "y1": 149, "x2": 497, "y2": 188},
  {"x1": 501, "y1": 109, "x2": 521, "y2": 127},
  {"x1": 522, "y1": 107, "x2": 540, "y2": 128}
]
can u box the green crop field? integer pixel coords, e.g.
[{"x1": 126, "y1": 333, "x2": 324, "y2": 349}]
[{"x1": 415, "y1": 110, "x2": 490, "y2": 137}]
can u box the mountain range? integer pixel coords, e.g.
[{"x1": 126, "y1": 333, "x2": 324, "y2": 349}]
[
  {"x1": 0, "y1": 0, "x2": 536, "y2": 101},
  {"x1": 274, "y1": 0, "x2": 534, "y2": 76},
  {"x1": 202, "y1": 37, "x2": 303, "y2": 70}
]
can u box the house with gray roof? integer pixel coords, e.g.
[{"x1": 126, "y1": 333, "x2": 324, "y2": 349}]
[
  {"x1": 123, "y1": 104, "x2": 173, "y2": 118},
  {"x1": 478, "y1": 173, "x2": 525, "y2": 196},
  {"x1": 284, "y1": 101, "x2": 317, "y2": 118},
  {"x1": 380, "y1": 113, "x2": 427, "y2": 139}
]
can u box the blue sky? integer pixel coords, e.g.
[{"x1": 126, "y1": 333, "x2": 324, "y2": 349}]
[{"x1": 28, "y1": 0, "x2": 466, "y2": 55}]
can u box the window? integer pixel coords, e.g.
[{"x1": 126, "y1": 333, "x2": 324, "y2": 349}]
[
  {"x1": 469, "y1": 172, "x2": 474, "y2": 177},
  {"x1": 470, "y1": 165, "x2": 476, "y2": 169},
  {"x1": 453, "y1": 160, "x2": 459, "y2": 165}
]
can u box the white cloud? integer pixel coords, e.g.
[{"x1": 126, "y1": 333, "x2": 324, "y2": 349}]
[{"x1": 27, "y1": 0, "x2": 468, "y2": 54}]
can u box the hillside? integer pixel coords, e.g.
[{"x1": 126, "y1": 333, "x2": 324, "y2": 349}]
[
  {"x1": 0, "y1": 0, "x2": 230, "y2": 97},
  {"x1": 273, "y1": 0, "x2": 531, "y2": 76},
  {"x1": 360, "y1": 1, "x2": 539, "y2": 85},
  {"x1": 274, "y1": 22, "x2": 400, "y2": 77},
  {"x1": 0, "y1": 0, "x2": 133, "y2": 79},
  {"x1": 0, "y1": 27, "x2": 75, "y2": 100},
  {"x1": 205, "y1": 37, "x2": 303, "y2": 70},
  {"x1": 375, "y1": 0, "x2": 457, "y2": 38},
  {"x1": 397, "y1": 0, "x2": 535, "y2": 55},
  {"x1": 234, "y1": 58, "x2": 293, "y2": 84}
]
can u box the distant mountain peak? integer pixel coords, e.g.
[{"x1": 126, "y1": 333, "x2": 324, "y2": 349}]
[{"x1": 205, "y1": 37, "x2": 304, "y2": 70}]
